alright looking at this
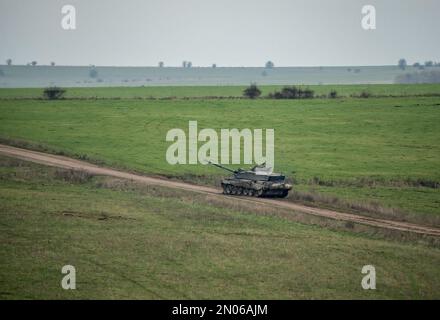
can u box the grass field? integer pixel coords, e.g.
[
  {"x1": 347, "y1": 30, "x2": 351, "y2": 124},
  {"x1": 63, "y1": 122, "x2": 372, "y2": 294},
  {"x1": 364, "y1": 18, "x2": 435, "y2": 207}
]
[
  {"x1": 1, "y1": 156, "x2": 439, "y2": 299},
  {"x1": 1, "y1": 83, "x2": 440, "y2": 99},
  {"x1": 0, "y1": 84, "x2": 439, "y2": 226}
]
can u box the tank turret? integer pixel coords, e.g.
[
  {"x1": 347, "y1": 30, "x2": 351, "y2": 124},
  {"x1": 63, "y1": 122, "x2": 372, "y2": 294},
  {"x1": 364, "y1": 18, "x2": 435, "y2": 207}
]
[{"x1": 209, "y1": 162, "x2": 292, "y2": 198}]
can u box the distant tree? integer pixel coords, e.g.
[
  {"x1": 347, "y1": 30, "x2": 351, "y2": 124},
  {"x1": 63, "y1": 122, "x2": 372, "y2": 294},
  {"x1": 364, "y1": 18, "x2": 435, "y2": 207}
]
[
  {"x1": 182, "y1": 61, "x2": 187, "y2": 68},
  {"x1": 31, "y1": 61, "x2": 37, "y2": 66},
  {"x1": 243, "y1": 83, "x2": 261, "y2": 99},
  {"x1": 398, "y1": 58, "x2": 407, "y2": 70},
  {"x1": 413, "y1": 62, "x2": 424, "y2": 70},
  {"x1": 328, "y1": 90, "x2": 338, "y2": 98},
  {"x1": 212, "y1": 63, "x2": 217, "y2": 68},
  {"x1": 158, "y1": 61, "x2": 164, "y2": 68},
  {"x1": 395, "y1": 70, "x2": 440, "y2": 84},
  {"x1": 425, "y1": 61, "x2": 434, "y2": 67},
  {"x1": 43, "y1": 87, "x2": 66, "y2": 100},
  {"x1": 89, "y1": 67, "x2": 98, "y2": 78},
  {"x1": 50, "y1": 61, "x2": 56, "y2": 66},
  {"x1": 6, "y1": 59, "x2": 12, "y2": 66},
  {"x1": 265, "y1": 61, "x2": 274, "y2": 69},
  {"x1": 187, "y1": 61, "x2": 192, "y2": 68}
]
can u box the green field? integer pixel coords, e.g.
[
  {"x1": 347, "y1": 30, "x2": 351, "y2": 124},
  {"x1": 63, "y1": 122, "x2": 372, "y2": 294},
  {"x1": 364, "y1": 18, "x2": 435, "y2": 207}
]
[
  {"x1": 1, "y1": 83, "x2": 440, "y2": 99},
  {"x1": 0, "y1": 84, "x2": 439, "y2": 226},
  {"x1": 1, "y1": 156, "x2": 439, "y2": 299}
]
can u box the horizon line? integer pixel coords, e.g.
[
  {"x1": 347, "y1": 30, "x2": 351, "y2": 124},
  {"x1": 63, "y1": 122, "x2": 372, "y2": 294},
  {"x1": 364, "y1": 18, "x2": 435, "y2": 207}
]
[{"x1": 1, "y1": 64, "x2": 404, "y2": 68}]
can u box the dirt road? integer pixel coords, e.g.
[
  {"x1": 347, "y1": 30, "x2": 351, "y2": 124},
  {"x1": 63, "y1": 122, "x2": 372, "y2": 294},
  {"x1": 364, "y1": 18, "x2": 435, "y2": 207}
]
[{"x1": 1, "y1": 143, "x2": 439, "y2": 237}]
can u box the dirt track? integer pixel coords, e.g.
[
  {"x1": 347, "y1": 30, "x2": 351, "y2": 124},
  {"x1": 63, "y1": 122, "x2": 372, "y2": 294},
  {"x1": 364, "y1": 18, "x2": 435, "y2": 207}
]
[{"x1": 1, "y1": 143, "x2": 439, "y2": 237}]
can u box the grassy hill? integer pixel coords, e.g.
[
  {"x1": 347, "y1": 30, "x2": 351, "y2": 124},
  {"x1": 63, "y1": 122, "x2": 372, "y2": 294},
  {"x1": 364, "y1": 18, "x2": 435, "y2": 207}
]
[
  {"x1": 0, "y1": 84, "x2": 439, "y2": 225},
  {"x1": 1, "y1": 156, "x2": 439, "y2": 299}
]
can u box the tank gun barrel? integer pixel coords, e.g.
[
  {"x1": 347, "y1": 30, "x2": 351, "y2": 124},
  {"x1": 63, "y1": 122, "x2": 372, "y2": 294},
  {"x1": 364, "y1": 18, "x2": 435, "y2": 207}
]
[{"x1": 208, "y1": 161, "x2": 236, "y2": 173}]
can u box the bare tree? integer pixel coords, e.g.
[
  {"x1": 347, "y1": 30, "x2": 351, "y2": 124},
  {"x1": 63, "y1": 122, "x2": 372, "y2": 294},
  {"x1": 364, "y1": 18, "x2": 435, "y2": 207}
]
[
  {"x1": 158, "y1": 61, "x2": 164, "y2": 68},
  {"x1": 6, "y1": 59, "x2": 12, "y2": 66}
]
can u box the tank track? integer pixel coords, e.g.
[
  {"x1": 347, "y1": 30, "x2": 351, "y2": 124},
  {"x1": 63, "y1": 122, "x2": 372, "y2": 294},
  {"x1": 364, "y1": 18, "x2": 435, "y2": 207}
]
[{"x1": 221, "y1": 184, "x2": 288, "y2": 198}]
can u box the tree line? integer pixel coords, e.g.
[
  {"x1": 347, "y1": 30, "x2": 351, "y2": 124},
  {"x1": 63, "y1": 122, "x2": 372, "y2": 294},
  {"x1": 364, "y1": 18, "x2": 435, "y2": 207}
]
[{"x1": 243, "y1": 84, "x2": 338, "y2": 99}]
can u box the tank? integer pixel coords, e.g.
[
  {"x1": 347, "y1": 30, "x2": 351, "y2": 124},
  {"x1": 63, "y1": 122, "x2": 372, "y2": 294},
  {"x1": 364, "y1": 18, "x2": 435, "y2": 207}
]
[{"x1": 209, "y1": 162, "x2": 292, "y2": 198}]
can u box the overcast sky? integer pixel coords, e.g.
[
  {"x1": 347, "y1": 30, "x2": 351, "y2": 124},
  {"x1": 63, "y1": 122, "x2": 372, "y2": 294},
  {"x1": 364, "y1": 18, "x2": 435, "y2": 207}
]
[{"x1": 1, "y1": 0, "x2": 439, "y2": 67}]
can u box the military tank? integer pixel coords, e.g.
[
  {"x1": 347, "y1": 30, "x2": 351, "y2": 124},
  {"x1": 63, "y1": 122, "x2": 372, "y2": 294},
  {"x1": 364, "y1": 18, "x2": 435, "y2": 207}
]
[{"x1": 209, "y1": 162, "x2": 292, "y2": 198}]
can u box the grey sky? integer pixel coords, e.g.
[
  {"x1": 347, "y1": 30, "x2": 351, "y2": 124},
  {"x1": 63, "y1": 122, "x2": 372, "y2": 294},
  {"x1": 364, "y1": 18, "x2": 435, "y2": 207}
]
[{"x1": 1, "y1": 0, "x2": 439, "y2": 67}]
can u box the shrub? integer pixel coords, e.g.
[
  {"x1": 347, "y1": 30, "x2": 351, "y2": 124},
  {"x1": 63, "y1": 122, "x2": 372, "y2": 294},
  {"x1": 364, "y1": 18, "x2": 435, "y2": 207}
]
[
  {"x1": 243, "y1": 84, "x2": 261, "y2": 99},
  {"x1": 359, "y1": 90, "x2": 372, "y2": 98},
  {"x1": 280, "y1": 86, "x2": 298, "y2": 98},
  {"x1": 43, "y1": 87, "x2": 66, "y2": 100},
  {"x1": 268, "y1": 86, "x2": 314, "y2": 99},
  {"x1": 328, "y1": 90, "x2": 338, "y2": 98},
  {"x1": 302, "y1": 88, "x2": 314, "y2": 99}
]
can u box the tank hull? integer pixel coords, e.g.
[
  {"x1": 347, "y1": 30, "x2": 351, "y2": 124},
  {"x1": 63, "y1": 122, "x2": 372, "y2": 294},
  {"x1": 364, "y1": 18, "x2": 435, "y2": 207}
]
[{"x1": 221, "y1": 178, "x2": 292, "y2": 198}]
